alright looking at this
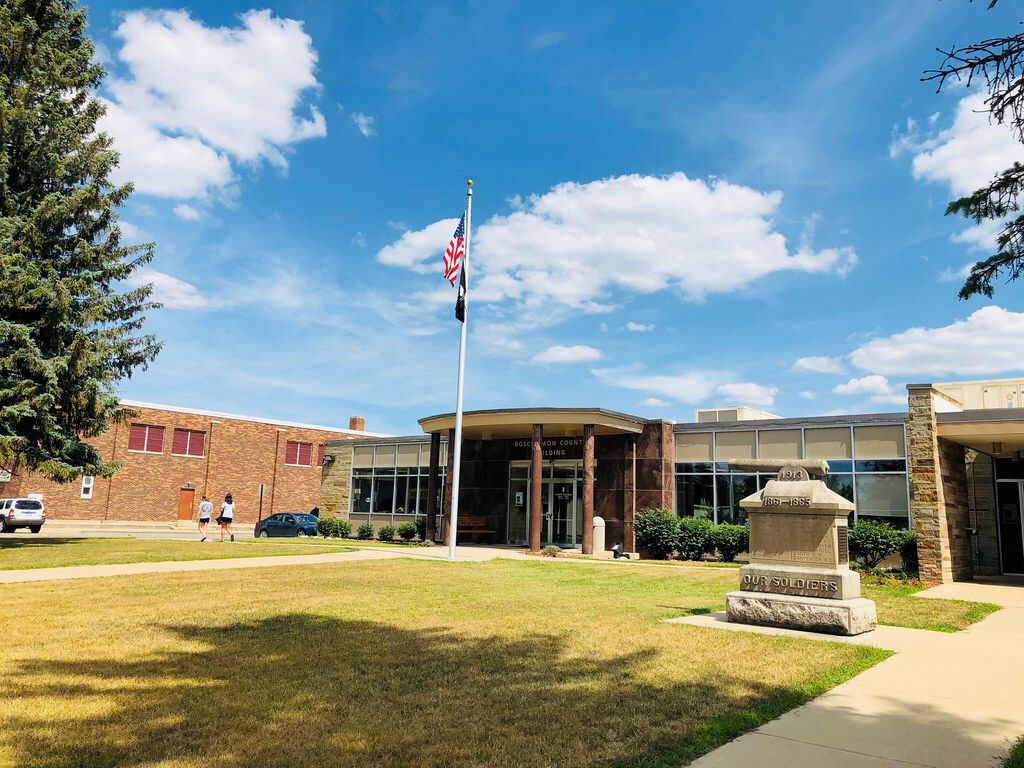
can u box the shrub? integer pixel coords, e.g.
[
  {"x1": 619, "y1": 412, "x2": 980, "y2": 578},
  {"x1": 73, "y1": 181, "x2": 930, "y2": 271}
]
[
  {"x1": 634, "y1": 508, "x2": 680, "y2": 560},
  {"x1": 900, "y1": 531, "x2": 918, "y2": 573},
  {"x1": 676, "y1": 517, "x2": 715, "y2": 561},
  {"x1": 397, "y1": 521, "x2": 418, "y2": 542},
  {"x1": 541, "y1": 545, "x2": 561, "y2": 557},
  {"x1": 378, "y1": 524, "x2": 397, "y2": 542},
  {"x1": 711, "y1": 524, "x2": 749, "y2": 562},
  {"x1": 848, "y1": 520, "x2": 907, "y2": 568},
  {"x1": 316, "y1": 518, "x2": 336, "y2": 538},
  {"x1": 414, "y1": 516, "x2": 427, "y2": 540},
  {"x1": 357, "y1": 522, "x2": 374, "y2": 540}
]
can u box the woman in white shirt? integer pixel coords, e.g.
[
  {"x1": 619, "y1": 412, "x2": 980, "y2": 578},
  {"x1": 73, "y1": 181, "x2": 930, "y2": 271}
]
[{"x1": 218, "y1": 493, "x2": 236, "y2": 542}]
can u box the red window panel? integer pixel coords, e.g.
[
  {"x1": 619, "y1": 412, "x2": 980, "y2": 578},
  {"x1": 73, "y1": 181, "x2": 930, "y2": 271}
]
[
  {"x1": 145, "y1": 426, "x2": 164, "y2": 454},
  {"x1": 127, "y1": 424, "x2": 147, "y2": 452},
  {"x1": 317, "y1": 444, "x2": 325, "y2": 467},
  {"x1": 172, "y1": 428, "x2": 190, "y2": 456},
  {"x1": 286, "y1": 441, "x2": 312, "y2": 466},
  {"x1": 189, "y1": 430, "x2": 206, "y2": 457},
  {"x1": 298, "y1": 442, "x2": 312, "y2": 466},
  {"x1": 285, "y1": 441, "x2": 299, "y2": 465}
]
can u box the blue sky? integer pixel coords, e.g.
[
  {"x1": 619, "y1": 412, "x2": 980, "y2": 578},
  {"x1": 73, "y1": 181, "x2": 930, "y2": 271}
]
[{"x1": 86, "y1": 1, "x2": 1024, "y2": 435}]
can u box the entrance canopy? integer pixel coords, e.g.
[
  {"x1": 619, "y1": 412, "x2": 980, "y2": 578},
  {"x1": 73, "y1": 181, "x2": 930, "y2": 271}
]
[
  {"x1": 418, "y1": 407, "x2": 646, "y2": 440},
  {"x1": 937, "y1": 409, "x2": 1024, "y2": 455}
]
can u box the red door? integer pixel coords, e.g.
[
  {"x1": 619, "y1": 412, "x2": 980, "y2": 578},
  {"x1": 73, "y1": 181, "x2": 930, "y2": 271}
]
[{"x1": 177, "y1": 488, "x2": 196, "y2": 521}]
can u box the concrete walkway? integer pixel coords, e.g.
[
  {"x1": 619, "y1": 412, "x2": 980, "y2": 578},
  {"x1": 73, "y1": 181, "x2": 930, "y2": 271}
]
[
  {"x1": 691, "y1": 593, "x2": 1024, "y2": 767},
  {"x1": 0, "y1": 543, "x2": 527, "y2": 584}
]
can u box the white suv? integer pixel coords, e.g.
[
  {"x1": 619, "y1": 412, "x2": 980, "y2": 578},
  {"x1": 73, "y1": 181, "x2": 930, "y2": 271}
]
[{"x1": 0, "y1": 498, "x2": 46, "y2": 533}]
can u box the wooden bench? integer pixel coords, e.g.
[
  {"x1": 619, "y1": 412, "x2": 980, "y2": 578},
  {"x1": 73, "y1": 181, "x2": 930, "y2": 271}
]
[{"x1": 457, "y1": 514, "x2": 496, "y2": 539}]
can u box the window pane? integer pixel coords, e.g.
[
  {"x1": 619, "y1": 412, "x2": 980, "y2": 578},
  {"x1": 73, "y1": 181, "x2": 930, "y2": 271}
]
[
  {"x1": 676, "y1": 475, "x2": 715, "y2": 519},
  {"x1": 827, "y1": 460, "x2": 853, "y2": 473},
  {"x1": 757, "y1": 429, "x2": 802, "y2": 460},
  {"x1": 855, "y1": 459, "x2": 906, "y2": 473},
  {"x1": 128, "y1": 424, "x2": 146, "y2": 451},
  {"x1": 352, "y1": 476, "x2": 372, "y2": 515},
  {"x1": 298, "y1": 443, "x2": 312, "y2": 466},
  {"x1": 372, "y1": 476, "x2": 395, "y2": 515},
  {"x1": 825, "y1": 473, "x2": 854, "y2": 502},
  {"x1": 716, "y1": 473, "x2": 755, "y2": 524},
  {"x1": 805, "y1": 427, "x2": 851, "y2": 459},
  {"x1": 353, "y1": 445, "x2": 374, "y2": 468},
  {"x1": 397, "y1": 443, "x2": 420, "y2": 467},
  {"x1": 189, "y1": 431, "x2": 206, "y2": 457},
  {"x1": 172, "y1": 429, "x2": 189, "y2": 455},
  {"x1": 394, "y1": 475, "x2": 412, "y2": 514},
  {"x1": 854, "y1": 474, "x2": 909, "y2": 526},
  {"x1": 374, "y1": 445, "x2": 397, "y2": 468},
  {"x1": 675, "y1": 433, "x2": 712, "y2": 461},
  {"x1": 676, "y1": 462, "x2": 714, "y2": 473},
  {"x1": 145, "y1": 426, "x2": 164, "y2": 453},
  {"x1": 715, "y1": 431, "x2": 756, "y2": 461},
  {"x1": 285, "y1": 441, "x2": 299, "y2": 465},
  {"x1": 854, "y1": 425, "x2": 906, "y2": 459}
]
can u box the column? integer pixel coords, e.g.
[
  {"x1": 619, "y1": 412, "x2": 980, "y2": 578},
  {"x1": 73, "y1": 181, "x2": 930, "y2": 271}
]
[
  {"x1": 530, "y1": 423, "x2": 543, "y2": 552},
  {"x1": 426, "y1": 432, "x2": 440, "y2": 542},
  {"x1": 582, "y1": 424, "x2": 595, "y2": 555},
  {"x1": 442, "y1": 427, "x2": 456, "y2": 547},
  {"x1": 624, "y1": 436, "x2": 636, "y2": 553}
]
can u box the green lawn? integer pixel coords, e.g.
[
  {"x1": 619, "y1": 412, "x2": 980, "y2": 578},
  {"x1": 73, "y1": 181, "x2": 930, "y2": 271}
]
[
  {"x1": 0, "y1": 537, "x2": 354, "y2": 570},
  {"x1": 0, "y1": 557, "x2": 996, "y2": 768}
]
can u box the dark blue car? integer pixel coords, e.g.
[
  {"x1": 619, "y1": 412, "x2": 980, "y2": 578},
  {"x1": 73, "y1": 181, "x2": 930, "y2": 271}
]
[{"x1": 254, "y1": 513, "x2": 318, "y2": 538}]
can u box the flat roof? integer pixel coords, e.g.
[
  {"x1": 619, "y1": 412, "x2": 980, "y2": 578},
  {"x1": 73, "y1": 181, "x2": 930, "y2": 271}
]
[
  {"x1": 119, "y1": 399, "x2": 390, "y2": 437},
  {"x1": 673, "y1": 412, "x2": 908, "y2": 433},
  {"x1": 418, "y1": 407, "x2": 649, "y2": 438}
]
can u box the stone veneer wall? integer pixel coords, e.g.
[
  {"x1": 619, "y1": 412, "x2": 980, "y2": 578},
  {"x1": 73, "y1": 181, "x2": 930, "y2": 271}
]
[
  {"x1": 907, "y1": 385, "x2": 972, "y2": 582},
  {"x1": 320, "y1": 442, "x2": 354, "y2": 518},
  {"x1": 966, "y1": 449, "x2": 999, "y2": 576}
]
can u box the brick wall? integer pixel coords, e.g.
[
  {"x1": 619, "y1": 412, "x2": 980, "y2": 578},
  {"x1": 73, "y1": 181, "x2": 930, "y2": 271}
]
[
  {"x1": 5, "y1": 404, "x2": 368, "y2": 524},
  {"x1": 966, "y1": 450, "x2": 1000, "y2": 575}
]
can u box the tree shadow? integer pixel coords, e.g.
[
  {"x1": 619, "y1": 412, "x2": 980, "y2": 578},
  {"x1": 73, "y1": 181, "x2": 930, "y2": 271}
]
[
  {"x1": 5, "y1": 613, "x2": 815, "y2": 768},
  {"x1": 0, "y1": 536, "x2": 89, "y2": 551}
]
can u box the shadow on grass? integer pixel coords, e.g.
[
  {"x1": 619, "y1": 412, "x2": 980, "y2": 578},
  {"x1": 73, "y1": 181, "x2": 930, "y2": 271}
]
[
  {"x1": 0, "y1": 536, "x2": 90, "y2": 551},
  {"x1": 2, "y1": 612, "x2": 876, "y2": 768}
]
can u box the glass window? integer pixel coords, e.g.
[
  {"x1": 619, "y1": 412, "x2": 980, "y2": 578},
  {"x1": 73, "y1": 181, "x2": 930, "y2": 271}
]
[
  {"x1": 855, "y1": 474, "x2": 909, "y2": 528},
  {"x1": 394, "y1": 474, "x2": 415, "y2": 514},
  {"x1": 717, "y1": 473, "x2": 756, "y2": 524},
  {"x1": 757, "y1": 473, "x2": 777, "y2": 490},
  {"x1": 677, "y1": 475, "x2": 715, "y2": 519},
  {"x1": 397, "y1": 443, "x2": 421, "y2": 467},
  {"x1": 676, "y1": 462, "x2": 715, "y2": 473},
  {"x1": 351, "y1": 472, "x2": 372, "y2": 516},
  {"x1": 81, "y1": 475, "x2": 94, "y2": 500},
  {"x1": 855, "y1": 459, "x2": 906, "y2": 473},
  {"x1": 285, "y1": 441, "x2": 312, "y2": 467},
  {"x1": 372, "y1": 474, "x2": 395, "y2": 515},
  {"x1": 172, "y1": 428, "x2": 205, "y2": 458},
  {"x1": 854, "y1": 425, "x2": 906, "y2": 459},
  {"x1": 374, "y1": 445, "x2": 397, "y2": 468},
  {"x1": 757, "y1": 429, "x2": 802, "y2": 460},
  {"x1": 805, "y1": 427, "x2": 851, "y2": 459},
  {"x1": 827, "y1": 460, "x2": 853, "y2": 473},
  {"x1": 352, "y1": 445, "x2": 374, "y2": 468},
  {"x1": 825, "y1": 473, "x2": 854, "y2": 502},
  {"x1": 127, "y1": 424, "x2": 164, "y2": 454},
  {"x1": 676, "y1": 433, "x2": 713, "y2": 461},
  {"x1": 715, "y1": 431, "x2": 756, "y2": 461}
]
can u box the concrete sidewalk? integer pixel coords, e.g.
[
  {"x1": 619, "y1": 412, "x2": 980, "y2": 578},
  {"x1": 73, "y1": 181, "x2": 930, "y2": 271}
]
[
  {"x1": 0, "y1": 543, "x2": 526, "y2": 584},
  {"x1": 691, "y1": 594, "x2": 1024, "y2": 767}
]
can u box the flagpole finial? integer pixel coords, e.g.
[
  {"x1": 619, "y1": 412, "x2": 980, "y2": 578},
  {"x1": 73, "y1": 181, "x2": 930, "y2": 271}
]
[{"x1": 467, "y1": 179, "x2": 473, "y2": 188}]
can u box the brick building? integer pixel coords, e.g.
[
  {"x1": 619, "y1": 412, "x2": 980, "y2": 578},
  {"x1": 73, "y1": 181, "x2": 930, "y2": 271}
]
[{"x1": 4, "y1": 401, "x2": 379, "y2": 524}]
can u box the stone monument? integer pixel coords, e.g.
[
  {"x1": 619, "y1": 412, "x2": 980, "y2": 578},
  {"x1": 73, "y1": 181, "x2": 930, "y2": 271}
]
[{"x1": 725, "y1": 459, "x2": 877, "y2": 636}]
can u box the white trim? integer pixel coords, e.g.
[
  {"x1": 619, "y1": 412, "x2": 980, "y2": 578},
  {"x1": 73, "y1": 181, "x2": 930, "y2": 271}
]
[
  {"x1": 81, "y1": 475, "x2": 94, "y2": 500},
  {"x1": 119, "y1": 399, "x2": 390, "y2": 437}
]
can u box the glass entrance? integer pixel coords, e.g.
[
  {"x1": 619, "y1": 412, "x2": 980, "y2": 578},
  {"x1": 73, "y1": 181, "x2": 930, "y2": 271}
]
[
  {"x1": 997, "y1": 480, "x2": 1024, "y2": 575},
  {"x1": 507, "y1": 461, "x2": 583, "y2": 548}
]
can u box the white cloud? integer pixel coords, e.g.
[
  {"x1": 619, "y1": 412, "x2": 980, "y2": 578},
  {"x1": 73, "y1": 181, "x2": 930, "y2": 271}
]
[
  {"x1": 532, "y1": 345, "x2": 603, "y2": 364},
  {"x1": 591, "y1": 366, "x2": 721, "y2": 404},
  {"x1": 377, "y1": 173, "x2": 857, "y2": 315},
  {"x1": 951, "y1": 219, "x2": 1003, "y2": 252},
  {"x1": 938, "y1": 262, "x2": 974, "y2": 283},
  {"x1": 640, "y1": 397, "x2": 669, "y2": 407},
  {"x1": 351, "y1": 112, "x2": 376, "y2": 137},
  {"x1": 791, "y1": 355, "x2": 846, "y2": 374},
  {"x1": 799, "y1": 390, "x2": 816, "y2": 400},
  {"x1": 128, "y1": 268, "x2": 209, "y2": 309},
  {"x1": 716, "y1": 382, "x2": 778, "y2": 407},
  {"x1": 833, "y1": 375, "x2": 894, "y2": 396},
  {"x1": 892, "y1": 91, "x2": 1024, "y2": 196},
  {"x1": 625, "y1": 321, "x2": 655, "y2": 332},
  {"x1": 173, "y1": 203, "x2": 202, "y2": 221},
  {"x1": 100, "y1": 9, "x2": 326, "y2": 200},
  {"x1": 849, "y1": 306, "x2": 1024, "y2": 378},
  {"x1": 119, "y1": 220, "x2": 141, "y2": 240}
]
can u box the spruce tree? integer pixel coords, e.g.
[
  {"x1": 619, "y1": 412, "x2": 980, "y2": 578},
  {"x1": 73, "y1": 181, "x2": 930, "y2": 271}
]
[{"x1": 0, "y1": 1, "x2": 161, "y2": 482}]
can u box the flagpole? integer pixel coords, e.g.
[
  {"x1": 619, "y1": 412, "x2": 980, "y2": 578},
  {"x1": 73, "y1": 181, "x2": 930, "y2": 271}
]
[{"x1": 447, "y1": 179, "x2": 472, "y2": 562}]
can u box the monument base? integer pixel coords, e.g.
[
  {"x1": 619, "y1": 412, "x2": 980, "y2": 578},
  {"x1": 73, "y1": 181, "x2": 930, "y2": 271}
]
[{"x1": 726, "y1": 590, "x2": 877, "y2": 636}]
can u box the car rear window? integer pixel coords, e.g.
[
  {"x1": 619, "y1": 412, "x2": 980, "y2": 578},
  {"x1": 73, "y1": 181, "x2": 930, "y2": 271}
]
[
  {"x1": 295, "y1": 514, "x2": 316, "y2": 522},
  {"x1": 15, "y1": 500, "x2": 42, "y2": 510}
]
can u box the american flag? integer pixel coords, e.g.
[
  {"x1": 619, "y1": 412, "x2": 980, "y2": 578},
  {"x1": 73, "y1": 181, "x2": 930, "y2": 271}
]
[{"x1": 443, "y1": 214, "x2": 466, "y2": 286}]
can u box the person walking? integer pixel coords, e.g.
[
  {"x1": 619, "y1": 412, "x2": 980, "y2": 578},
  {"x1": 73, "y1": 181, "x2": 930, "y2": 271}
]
[
  {"x1": 218, "y1": 493, "x2": 235, "y2": 542},
  {"x1": 197, "y1": 495, "x2": 213, "y2": 541}
]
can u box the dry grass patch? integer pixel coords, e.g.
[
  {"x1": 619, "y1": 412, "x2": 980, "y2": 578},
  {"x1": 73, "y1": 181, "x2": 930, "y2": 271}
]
[
  {"x1": 0, "y1": 537, "x2": 353, "y2": 570},
  {"x1": 0, "y1": 558, "x2": 887, "y2": 768}
]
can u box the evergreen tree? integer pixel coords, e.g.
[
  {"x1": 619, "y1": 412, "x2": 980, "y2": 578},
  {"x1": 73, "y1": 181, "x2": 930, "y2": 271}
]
[
  {"x1": 0, "y1": 1, "x2": 161, "y2": 482},
  {"x1": 925, "y1": 0, "x2": 1024, "y2": 299}
]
